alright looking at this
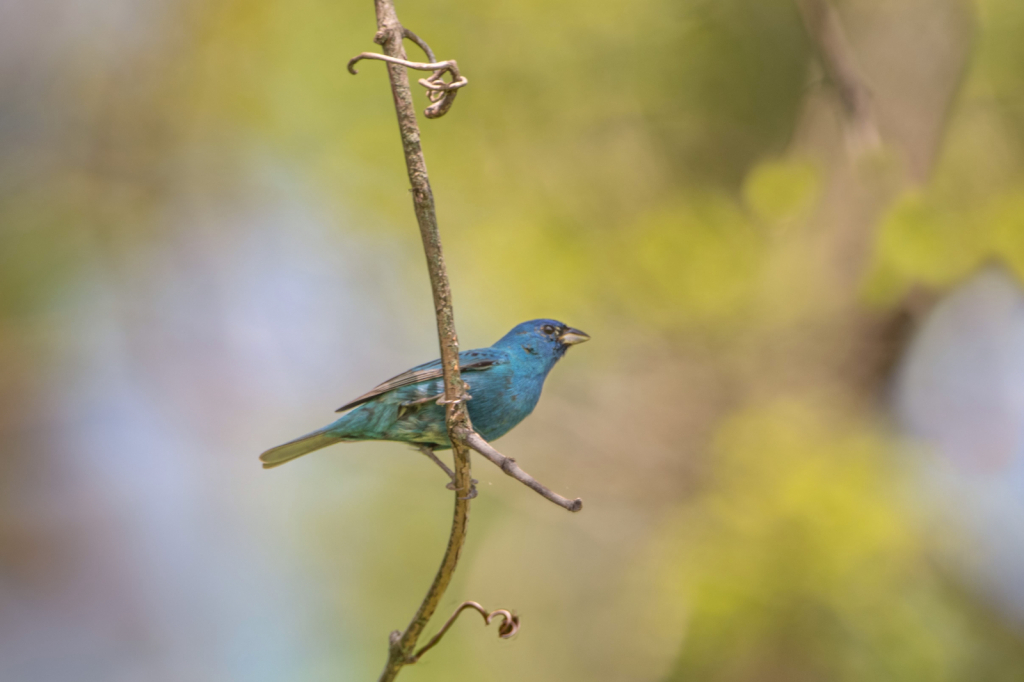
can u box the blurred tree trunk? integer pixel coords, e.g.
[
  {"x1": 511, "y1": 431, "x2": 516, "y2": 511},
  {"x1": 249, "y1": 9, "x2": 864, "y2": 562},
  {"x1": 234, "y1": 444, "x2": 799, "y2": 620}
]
[{"x1": 756, "y1": 0, "x2": 974, "y2": 401}]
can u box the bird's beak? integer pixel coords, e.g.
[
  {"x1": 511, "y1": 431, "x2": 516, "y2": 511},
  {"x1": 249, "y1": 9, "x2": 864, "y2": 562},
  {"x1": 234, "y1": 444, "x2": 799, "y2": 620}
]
[{"x1": 559, "y1": 327, "x2": 590, "y2": 346}]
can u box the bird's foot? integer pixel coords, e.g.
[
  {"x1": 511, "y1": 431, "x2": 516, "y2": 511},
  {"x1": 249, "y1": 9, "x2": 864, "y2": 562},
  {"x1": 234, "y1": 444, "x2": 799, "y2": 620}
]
[
  {"x1": 446, "y1": 478, "x2": 479, "y2": 500},
  {"x1": 445, "y1": 478, "x2": 478, "y2": 490},
  {"x1": 418, "y1": 445, "x2": 477, "y2": 498}
]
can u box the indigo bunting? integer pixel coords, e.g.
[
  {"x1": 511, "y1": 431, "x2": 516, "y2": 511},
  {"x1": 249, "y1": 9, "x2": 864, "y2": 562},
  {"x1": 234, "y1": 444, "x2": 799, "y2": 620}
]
[{"x1": 259, "y1": 319, "x2": 589, "y2": 473}]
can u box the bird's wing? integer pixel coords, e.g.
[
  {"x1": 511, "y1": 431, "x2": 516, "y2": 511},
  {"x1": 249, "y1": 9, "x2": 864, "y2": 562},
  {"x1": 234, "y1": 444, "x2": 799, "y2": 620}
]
[{"x1": 334, "y1": 348, "x2": 507, "y2": 413}]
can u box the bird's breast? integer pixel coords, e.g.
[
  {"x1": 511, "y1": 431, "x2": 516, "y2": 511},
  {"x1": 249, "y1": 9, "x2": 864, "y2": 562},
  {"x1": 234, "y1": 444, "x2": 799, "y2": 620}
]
[{"x1": 465, "y1": 368, "x2": 545, "y2": 442}]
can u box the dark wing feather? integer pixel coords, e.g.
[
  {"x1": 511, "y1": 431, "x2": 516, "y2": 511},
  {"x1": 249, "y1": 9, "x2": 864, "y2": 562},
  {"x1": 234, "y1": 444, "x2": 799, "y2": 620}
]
[{"x1": 335, "y1": 350, "x2": 505, "y2": 413}]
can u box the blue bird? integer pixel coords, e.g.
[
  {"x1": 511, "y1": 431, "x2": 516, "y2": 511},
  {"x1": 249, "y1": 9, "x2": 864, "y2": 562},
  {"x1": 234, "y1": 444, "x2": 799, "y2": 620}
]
[{"x1": 259, "y1": 319, "x2": 590, "y2": 480}]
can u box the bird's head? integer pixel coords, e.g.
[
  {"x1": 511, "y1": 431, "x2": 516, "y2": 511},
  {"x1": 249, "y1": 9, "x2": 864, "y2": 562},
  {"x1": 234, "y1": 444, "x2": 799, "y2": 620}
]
[{"x1": 494, "y1": 319, "x2": 590, "y2": 361}]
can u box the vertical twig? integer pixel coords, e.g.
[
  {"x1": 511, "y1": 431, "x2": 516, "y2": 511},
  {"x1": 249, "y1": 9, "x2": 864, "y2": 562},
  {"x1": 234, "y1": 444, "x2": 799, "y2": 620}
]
[
  {"x1": 353, "y1": 3, "x2": 581, "y2": 677},
  {"x1": 365, "y1": 2, "x2": 474, "y2": 680}
]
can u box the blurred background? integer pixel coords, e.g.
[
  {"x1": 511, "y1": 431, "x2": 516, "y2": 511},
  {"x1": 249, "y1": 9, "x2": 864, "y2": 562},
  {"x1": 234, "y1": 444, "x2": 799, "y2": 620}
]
[{"x1": 3, "y1": 0, "x2": 1024, "y2": 679}]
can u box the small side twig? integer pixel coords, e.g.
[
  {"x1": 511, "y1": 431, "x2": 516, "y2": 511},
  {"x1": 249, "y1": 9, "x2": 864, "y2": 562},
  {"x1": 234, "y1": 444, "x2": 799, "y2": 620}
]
[
  {"x1": 408, "y1": 601, "x2": 520, "y2": 664},
  {"x1": 462, "y1": 430, "x2": 583, "y2": 513}
]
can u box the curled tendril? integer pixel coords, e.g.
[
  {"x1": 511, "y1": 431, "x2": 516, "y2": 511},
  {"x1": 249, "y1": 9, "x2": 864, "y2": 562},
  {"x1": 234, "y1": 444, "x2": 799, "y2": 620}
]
[
  {"x1": 347, "y1": 32, "x2": 467, "y2": 119},
  {"x1": 408, "y1": 601, "x2": 520, "y2": 663},
  {"x1": 401, "y1": 28, "x2": 436, "y2": 62}
]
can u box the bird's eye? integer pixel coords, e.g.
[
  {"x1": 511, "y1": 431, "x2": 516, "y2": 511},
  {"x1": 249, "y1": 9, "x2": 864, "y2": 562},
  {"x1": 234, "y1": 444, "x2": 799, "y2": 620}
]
[{"x1": 541, "y1": 325, "x2": 556, "y2": 335}]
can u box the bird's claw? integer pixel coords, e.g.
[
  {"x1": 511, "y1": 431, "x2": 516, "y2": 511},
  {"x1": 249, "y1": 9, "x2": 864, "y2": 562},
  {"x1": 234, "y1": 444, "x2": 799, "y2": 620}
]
[
  {"x1": 445, "y1": 478, "x2": 478, "y2": 490},
  {"x1": 446, "y1": 478, "x2": 479, "y2": 500},
  {"x1": 435, "y1": 392, "x2": 472, "y2": 406}
]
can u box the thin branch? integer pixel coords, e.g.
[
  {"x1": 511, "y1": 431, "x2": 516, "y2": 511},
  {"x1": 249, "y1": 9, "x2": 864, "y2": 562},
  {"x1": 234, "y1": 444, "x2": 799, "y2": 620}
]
[
  {"x1": 796, "y1": 0, "x2": 882, "y2": 155},
  {"x1": 463, "y1": 431, "x2": 583, "y2": 513},
  {"x1": 408, "y1": 601, "x2": 520, "y2": 664},
  {"x1": 359, "y1": 2, "x2": 475, "y2": 681}
]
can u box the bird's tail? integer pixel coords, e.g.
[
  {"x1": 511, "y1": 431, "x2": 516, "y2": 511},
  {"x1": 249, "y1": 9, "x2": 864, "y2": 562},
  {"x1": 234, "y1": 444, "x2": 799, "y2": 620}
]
[{"x1": 259, "y1": 428, "x2": 346, "y2": 469}]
